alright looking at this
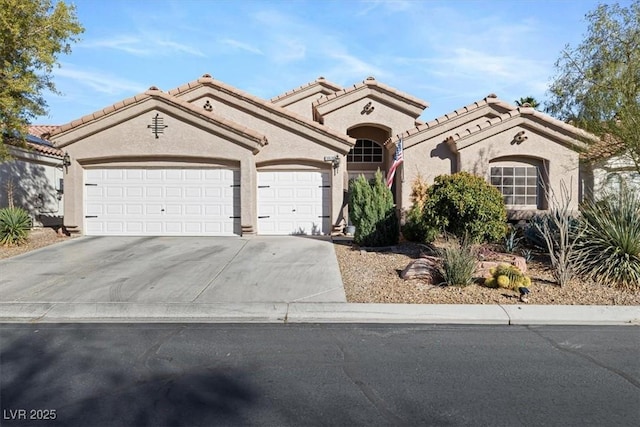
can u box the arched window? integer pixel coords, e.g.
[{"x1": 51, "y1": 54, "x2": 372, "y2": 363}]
[{"x1": 347, "y1": 139, "x2": 383, "y2": 163}]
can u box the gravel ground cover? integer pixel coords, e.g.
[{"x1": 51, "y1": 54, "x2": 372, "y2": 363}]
[
  {"x1": 0, "y1": 227, "x2": 73, "y2": 260},
  {"x1": 334, "y1": 240, "x2": 640, "y2": 305}
]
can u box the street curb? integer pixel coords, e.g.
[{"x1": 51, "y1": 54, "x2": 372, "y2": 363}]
[{"x1": 0, "y1": 302, "x2": 638, "y2": 325}]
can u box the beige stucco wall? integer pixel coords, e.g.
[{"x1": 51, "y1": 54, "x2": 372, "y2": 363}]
[
  {"x1": 173, "y1": 90, "x2": 353, "y2": 230},
  {"x1": 320, "y1": 98, "x2": 416, "y2": 138},
  {"x1": 400, "y1": 138, "x2": 457, "y2": 211},
  {"x1": 458, "y1": 125, "x2": 581, "y2": 212},
  {"x1": 400, "y1": 124, "x2": 582, "y2": 216},
  {"x1": 54, "y1": 102, "x2": 259, "y2": 234}
]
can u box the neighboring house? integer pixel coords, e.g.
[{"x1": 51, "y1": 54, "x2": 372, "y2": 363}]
[
  {"x1": 0, "y1": 126, "x2": 64, "y2": 227},
  {"x1": 44, "y1": 74, "x2": 596, "y2": 236},
  {"x1": 581, "y1": 137, "x2": 640, "y2": 196}
]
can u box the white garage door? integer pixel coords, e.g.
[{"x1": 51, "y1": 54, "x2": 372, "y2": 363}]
[
  {"x1": 257, "y1": 171, "x2": 330, "y2": 235},
  {"x1": 84, "y1": 168, "x2": 240, "y2": 236}
]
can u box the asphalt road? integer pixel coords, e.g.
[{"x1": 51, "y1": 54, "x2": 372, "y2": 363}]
[{"x1": 1, "y1": 324, "x2": 638, "y2": 427}]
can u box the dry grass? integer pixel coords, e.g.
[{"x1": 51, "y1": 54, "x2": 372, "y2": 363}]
[{"x1": 334, "y1": 241, "x2": 640, "y2": 305}]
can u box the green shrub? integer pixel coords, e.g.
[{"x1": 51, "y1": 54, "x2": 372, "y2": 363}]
[
  {"x1": 348, "y1": 170, "x2": 399, "y2": 247},
  {"x1": 0, "y1": 207, "x2": 31, "y2": 246},
  {"x1": 423, "y1": 172, "x2": 507, "y2": 243},
  {"x1": 484, "y1": 264, "x2": 531, "y2": 291},
  {"x1": 438, "y1": 241, "x2": 477, "y2": 286},
  {"x1": 574, "y1": 186, "x2": 640, "y2": 289},
  {"x1": 402, "y1": 174, "x2": 437, "y2": 242}
]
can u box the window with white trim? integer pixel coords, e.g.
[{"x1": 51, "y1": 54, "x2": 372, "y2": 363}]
[
  {"x1": 490, "y1": 166, "x2": 539, "y2": 206},
  {"x1": 347, "y1": 139, "x2": 383, "y2": 163}
]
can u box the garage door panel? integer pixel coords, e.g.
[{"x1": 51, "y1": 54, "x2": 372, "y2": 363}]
[
  {"x1": 126, "y1": 204, "x2": 143, "y2": 215},
  {"x1": 146, "y1": 187, "x2": 163, "y2": 198},
  {"x1": 126, "y1": 222, "x2": 143, "y2": 233},
  {"x1": 165, "y1": 187, "x2": 182, "y2": 198},
  {"x1": 85, "y1": 168, "x2": 240, "y2": 236},
  {"x1": 257, "y1": 171, "x2": 330, "y2": 235}
]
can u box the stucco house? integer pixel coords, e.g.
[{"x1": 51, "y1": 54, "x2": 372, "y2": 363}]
[
  {"x1": 36, "y1": 74, "x2": 597, "y2": 236},
  {"x1": 0, "y1": 126, "x2": 65, "y2": 227},
  {"x1": 580, "y1": 136, "x2": 640, "y2": 196}
]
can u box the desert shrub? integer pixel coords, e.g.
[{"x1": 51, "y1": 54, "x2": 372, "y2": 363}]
[
  {"x1": 0, "y1": 207, "x2": 31, "y2": 246},
  {"x1": 573, "y1": 186, "x2": 640, "y2": 289},
  {"x1": 484, "y1": 264, "x2": 531, "y2": 291},
  {"x1": 348, "y1": 170, "x2": 399, "y2": 247},
  {"x1": 402, "y1": 174, "x2": 437, "y2": 242},
  {"x1": 525, "y1": 213, "x2": 579, "y2": 251},
  {"x1": 503, "y1": 225, "x2": 523, "y2": 253},
  {"x1": 531, "y1": 183, "x2": 582, "y2": 287},
  {"x1": 438, "y1": 241, "x2": 477, "y2": 287},
  {"x1": 422, "y1": 172, "x2": 507, "y2": 243}
]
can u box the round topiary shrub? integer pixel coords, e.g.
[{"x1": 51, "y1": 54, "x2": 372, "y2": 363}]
[{"x1": 422, "y1": 172, "x2": 507, "y2": 243}]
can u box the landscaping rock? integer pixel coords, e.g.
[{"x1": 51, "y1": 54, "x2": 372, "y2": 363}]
[
  {"x1": 400, "y1": 256, "x2": 440, "y2": 284},
  {"x1": 475, "y1": 255, "x2": 527, "y2": 277}
]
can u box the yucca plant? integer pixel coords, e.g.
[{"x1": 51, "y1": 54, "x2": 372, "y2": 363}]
[
  {"x1": 0, "y1": 207, "x2": 31, "y2": 246},
  {"x1": 438, "y1": 240, "x2": 477, "y2": 287},
  {"x1": 574, "y1": 186, "x2": 640, "y2": 290}
]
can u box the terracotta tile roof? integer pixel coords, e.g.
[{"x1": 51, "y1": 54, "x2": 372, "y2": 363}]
[
  {"x1": 49, "y1": 86, "x2": 268, "y2": 146},
  {"x1": 270, "y1": 76, "x2": 342, "y2": 103},
  {"x1": 25, "y1": 140, "x2": 64, "y2": 157},
  {"x1": 581, "y1": 133, "x2": 625, "y2": 161},
  {"x1": 28, "y1": 125, "x2": 59, "y2": 139},
  {"x1": 6, "y1": 129, "x2": 64, "y2": 158},
  {"x1": 444, "y1": 107, "x2": 598, "y2": 149},
  {"x1": 392, "y1": 94, "x2": 515, "y2": 143},
  {"x1": 168, "y1": 74, "x2": 354, "y2": 146},
  {"x1": 312, "y1": 76, "x2": 428, "y2": 110}
]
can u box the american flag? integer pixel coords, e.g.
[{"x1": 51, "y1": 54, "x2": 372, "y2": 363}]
[{"x1": 386, "y1": 137, "x2": 404, "y2": 188}]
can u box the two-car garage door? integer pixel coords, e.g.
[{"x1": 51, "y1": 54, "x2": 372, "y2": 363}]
[{"x1": 84, "y1": 168, "x2": 240, "y2": 236}]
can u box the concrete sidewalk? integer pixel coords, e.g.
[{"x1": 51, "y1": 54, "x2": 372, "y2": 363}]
[{"x1": 0, "y1": 302, "x2": 638, "y2": 325}]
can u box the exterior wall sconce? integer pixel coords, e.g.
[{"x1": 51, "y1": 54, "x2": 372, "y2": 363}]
[
  {"x1": 62, "y1": 152, "x2": 71, "y2": 167},
  {"x1": 324, "y1": 155, "x2": 341, "y2": 169}
]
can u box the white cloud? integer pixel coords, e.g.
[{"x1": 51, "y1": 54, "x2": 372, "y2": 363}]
[
  {"x1": 357, "y1": 0, "x2": 413, "y2": 16},
  {"x1": 54, "y1": 66, "x2": 146, "y2": 95},
  {"x1": 220, "y1": 38, "x2": 263, "y2": 55},
  {"x1": 81, "y1": 32, "x2": 205, "y2": 57}
]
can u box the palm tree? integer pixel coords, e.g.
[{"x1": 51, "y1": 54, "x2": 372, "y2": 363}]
[{"x1": 515, "y1": 96, "x2": 539, "y2": 109}]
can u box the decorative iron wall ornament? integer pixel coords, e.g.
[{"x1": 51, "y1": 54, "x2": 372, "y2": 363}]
[
  {"x1": 147, "y1": 113, "x2": 168, "y2": 138},
  {"x1": 361, "y1": 101, "x2": 375, "y2": 115}
]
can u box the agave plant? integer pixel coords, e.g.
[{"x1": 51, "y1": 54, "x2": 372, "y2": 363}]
[
  {"x1": 573, "y1": 186, "x2": 640, "y2": 289},
  {"x1": 0, "y1": 207, "x2": 32, "y2": 246}
]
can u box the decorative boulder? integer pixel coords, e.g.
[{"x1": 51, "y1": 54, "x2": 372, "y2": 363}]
[
  {"x1": 475, "y1": 254, "x2": 527, "y2": 278},
  {"x1": 401, "y1": 256, "x2": 441, "y2": 284}
]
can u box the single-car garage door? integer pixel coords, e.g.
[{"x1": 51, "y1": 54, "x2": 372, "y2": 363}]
[
  {"x1": 84, "y1": 168, "x2": 240, "y2": 236},
  {"x1": 257, "y1": 171, "x2": 330, "y2": 235}
]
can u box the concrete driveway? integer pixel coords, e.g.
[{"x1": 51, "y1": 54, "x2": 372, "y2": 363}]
[{"x1": 0, "y1": 236, "x2": 346, "y2": 304}]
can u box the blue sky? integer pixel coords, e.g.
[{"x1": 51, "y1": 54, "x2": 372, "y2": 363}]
[{"x1": 38, "y1": 0, "x2": 618, "y2": 126}]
